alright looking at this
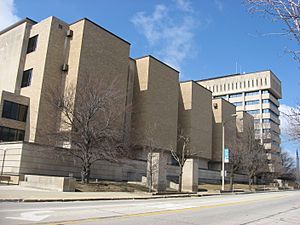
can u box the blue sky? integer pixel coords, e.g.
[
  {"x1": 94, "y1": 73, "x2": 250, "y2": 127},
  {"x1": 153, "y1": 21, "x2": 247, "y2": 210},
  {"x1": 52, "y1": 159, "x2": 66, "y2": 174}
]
[{"x1": 1, "y1": 0, "x2": 299, "y2": 154}]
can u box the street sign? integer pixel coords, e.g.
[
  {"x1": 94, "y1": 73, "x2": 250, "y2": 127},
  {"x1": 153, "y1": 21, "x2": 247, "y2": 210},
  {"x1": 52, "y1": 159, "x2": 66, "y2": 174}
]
[{"x1": 224, "y1": 148, "x2": 229, "y2": 163}]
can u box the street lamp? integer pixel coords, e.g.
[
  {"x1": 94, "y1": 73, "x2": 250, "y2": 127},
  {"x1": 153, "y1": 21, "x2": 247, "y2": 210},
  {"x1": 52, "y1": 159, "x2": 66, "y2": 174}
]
[
  {"x1": 0, "y1": 148, "x2": 7, "y2": 183},
  {"x1": 221, "y1": 114, "x2": 237, "y2": 191}
]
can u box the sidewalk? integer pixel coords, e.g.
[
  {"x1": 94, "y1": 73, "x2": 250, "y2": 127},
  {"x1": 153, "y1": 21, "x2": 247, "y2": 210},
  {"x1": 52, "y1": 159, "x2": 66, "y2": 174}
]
[{"x1": 0, "y1": 185, "x2": 213, "y2": 202}]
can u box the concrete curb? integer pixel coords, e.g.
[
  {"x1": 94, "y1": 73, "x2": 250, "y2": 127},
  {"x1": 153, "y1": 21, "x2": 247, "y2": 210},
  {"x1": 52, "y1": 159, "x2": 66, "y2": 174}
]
[{"x1": 0, "y1": 189, "x2": 294, "y2": 203}]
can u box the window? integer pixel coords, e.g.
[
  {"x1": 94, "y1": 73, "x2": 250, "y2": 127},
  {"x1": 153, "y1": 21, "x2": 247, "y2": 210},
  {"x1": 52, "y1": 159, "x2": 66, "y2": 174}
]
[
  {"x1": 214, "y1": 95, "x2": 226, "y2": 99},
  {"x1": 229, "y1": 93, "x2": 242, "y2": 98},
  {"x1": 262, "y1": 90, "x2": 269, "y2": 94},
  {"x1": 245, "y1": 90, "x2": 259, "y2": 96},
  {"x1": 246, "y1": 109, "x2": 260, "y2": 115},
  {"x1": 262, "y1": 109, "x2": 270, "y2": 113},
  {"x1": 262, "y1": 99, "x2": 269, "y2": 104},
  {"x1": 2, "y1": 100, "x2": 28, "y2": 122},
  {"x1": 233, "y1": 102, "x2": 243, "y2": 107},
  {"x1": 254, "y1": 119, "x2": 260, "y2": 123},
  {"x1": 245, "y1": 100, "x2": 260, "y2": 105},
  {"x1": 21, "y1": 69, "x2": 32, "y2": 88},
  {"x1": 26, "y1": 35, "x2": 38, "y2": 53},
  {"x1": 0, "y1": 126, "x2": 25, "y2": 142}
]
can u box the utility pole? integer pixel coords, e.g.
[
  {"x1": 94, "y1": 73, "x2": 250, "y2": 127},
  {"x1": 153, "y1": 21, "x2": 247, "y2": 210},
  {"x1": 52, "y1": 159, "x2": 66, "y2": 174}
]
[{"x1": 296, "y1": 150, "x2": 299, "y2": 182}]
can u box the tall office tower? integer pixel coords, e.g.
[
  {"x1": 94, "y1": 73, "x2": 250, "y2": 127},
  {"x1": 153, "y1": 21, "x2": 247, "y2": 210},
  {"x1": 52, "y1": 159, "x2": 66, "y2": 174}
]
[{"x1": 197, "y1": 71, "x2": 282, "y2": 168}]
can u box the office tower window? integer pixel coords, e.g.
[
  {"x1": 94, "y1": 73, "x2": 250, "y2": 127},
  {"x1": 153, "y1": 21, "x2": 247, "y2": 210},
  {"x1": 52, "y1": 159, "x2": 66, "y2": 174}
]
[
  {"x1": 2, "y1": 100, "x2": 28, "y2": 122},
  {"x1": 254, "y1": 119, "x2": 260, "y2": 123},
  {"x1": 233, "y1": 102, "x2": 243, "y2": 107},
  {"x1": 262, "y1": 99, "x2": 269, "y2": 104},
  {"x1": 245, "y1": 90, "x2": 259, "y2": 96},
  {"x1": 0, "y1": 126, "x2": 25, "y2": 142},
  {"x1": 246, "y1": 109, "x2": 260, "y2": 115},
  {"x1": 262, "y1": 109, "x2": 270, "y2": 113},
  {"x1": 245, "y1": 100, "x2": 260, "y2": 105},
  {"x1": 26, "y1": 35, "x2": 38, "y2": 53},
  {"x1": 214, "y1": 95, "x2": 227, "y2": 99},
  {"x1": 229, "y1": 93, "x2": 242, "y2": 98},
  {"x1": 21, "y1": 69, "x2": 32, "y2": 88},
  {"x1": 262, "y1": 90, "x2": 269, "y2": 94}
]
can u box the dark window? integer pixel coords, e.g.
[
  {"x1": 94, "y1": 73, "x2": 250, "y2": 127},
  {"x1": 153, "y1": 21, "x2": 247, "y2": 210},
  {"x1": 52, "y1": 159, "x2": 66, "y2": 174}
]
[
  {"x1": 0, "y1": 126, "x2": 25, "y2": 142},
  {"x1": 21, "y1": 69, "x2": 32, "y2": 88},
  {"x1": 2, "y1": 100, "x2": 28, "y2": 122},
  {"x1": 27, "y1": 35, "x2": 38, "y2": 53}
]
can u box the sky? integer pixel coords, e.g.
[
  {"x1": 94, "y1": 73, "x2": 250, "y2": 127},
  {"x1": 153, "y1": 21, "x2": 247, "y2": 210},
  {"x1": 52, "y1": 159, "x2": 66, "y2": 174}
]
[{"x1": 0, "y1": 0, "x2": 299, "y2": 155}]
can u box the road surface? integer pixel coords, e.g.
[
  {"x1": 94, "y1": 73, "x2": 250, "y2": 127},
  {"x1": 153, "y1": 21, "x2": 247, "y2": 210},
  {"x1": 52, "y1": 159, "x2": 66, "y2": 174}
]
[{"x1": 1, "y1": 191, "x2": 300, "y2": 225}]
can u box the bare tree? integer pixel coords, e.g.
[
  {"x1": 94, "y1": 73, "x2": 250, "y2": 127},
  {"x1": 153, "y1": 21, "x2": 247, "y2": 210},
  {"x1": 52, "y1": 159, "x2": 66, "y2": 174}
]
[
  {"x1": 47, "y1": 77, "x2": 129, "y2": 183},
  {"x1": 141, "y1": 124, "x2": 160, "y2": 192},
  {"x1": 240, "y1": 124, "x2": 269, "y2": 189},
  {"x1": 170, "y1": 129, "x2": 196, "y2": 192},
  {"x1": 246, "y1": 0, "x2": 300, "y2": 61},
  {"x1": 284, "y1": 105, "x2": 300, "y2": 141},
  {"x1": 228, "y1": 135, "x2": 244, "y2": 191},
  {"x1": 278, "y1": 151, "x2": 297, "y2": 180}
]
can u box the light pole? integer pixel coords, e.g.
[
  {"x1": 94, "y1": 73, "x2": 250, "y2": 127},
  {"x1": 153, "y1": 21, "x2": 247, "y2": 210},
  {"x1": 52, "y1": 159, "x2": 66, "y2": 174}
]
[
  {"x1": 221, "y1": 114, "x2": 237, "y2": 191},
  {"x1": 0, "y1": 148, "x2": 7, "y2": 183}
]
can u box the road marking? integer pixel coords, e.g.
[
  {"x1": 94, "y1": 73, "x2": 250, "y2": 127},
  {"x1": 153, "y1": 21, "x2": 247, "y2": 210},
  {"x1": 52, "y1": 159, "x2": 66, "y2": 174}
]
[
  {"x1": 32, "y1": 195, "x2": 286, "y2": 225},
  {"x1": 6, "y1": 211, "x2": 53, "y2": 222}
]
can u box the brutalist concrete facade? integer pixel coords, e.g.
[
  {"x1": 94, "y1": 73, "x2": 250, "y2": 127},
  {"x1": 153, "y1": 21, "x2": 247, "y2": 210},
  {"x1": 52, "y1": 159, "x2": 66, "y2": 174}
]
[{"x1": 0, "y1": 16, "x2": 261, "y2": 191}]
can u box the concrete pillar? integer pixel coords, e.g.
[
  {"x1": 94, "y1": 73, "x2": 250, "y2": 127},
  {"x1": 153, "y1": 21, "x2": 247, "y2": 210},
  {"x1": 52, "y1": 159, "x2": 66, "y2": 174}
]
[
  {"x1": 147, "y1": 152, "x2": 167, "y2": 192},
  {"x1": 182, "y1": 158, "x2": 199, "y2": 193}
]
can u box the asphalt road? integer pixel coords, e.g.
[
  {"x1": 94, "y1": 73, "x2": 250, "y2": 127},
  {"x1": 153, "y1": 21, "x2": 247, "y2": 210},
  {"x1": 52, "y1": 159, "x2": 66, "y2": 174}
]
[{"x1": 1, "y1": 191, "x2": 300, "y2": 225}]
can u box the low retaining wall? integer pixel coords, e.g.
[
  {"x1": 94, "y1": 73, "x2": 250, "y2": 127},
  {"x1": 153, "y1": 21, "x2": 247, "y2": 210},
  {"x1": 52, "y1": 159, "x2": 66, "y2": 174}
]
[
  {"x1": 21, "y1": 175, "x2": 76, "y2": 192},
  {"x1": 0, "y1": 142, "x2": 248, "y2": 184}
]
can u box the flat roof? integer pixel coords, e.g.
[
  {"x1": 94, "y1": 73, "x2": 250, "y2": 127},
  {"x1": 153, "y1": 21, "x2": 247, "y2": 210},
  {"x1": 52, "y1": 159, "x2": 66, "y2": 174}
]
[
  {"x1": 0, "y1": 18, "x2": 37, "y2": 35},
  {"x1": 70, "y1": 18, "x2": 131, "y2": 45},
  {"x1": 134, "y1": 55, "x2": 179, "y2": 73},
  {"x1": 197, "y1": 69, "x2": 281, "y2": 83}
]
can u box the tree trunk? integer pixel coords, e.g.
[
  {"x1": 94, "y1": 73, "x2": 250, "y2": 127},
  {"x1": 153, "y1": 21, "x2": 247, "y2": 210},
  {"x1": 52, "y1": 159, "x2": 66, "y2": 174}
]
[
  {"x1": 248, "y1": 177, "x2": 253, "y2": 190},
  {"x1": 229, "y1": 166, "x2": 234, "y2": 191},
  {"x1": 179, "y1": 166, "x2": 183, "y2": 192},
  {"x1": 81, "y1": 163, "x2": 91, "y2": 184}
]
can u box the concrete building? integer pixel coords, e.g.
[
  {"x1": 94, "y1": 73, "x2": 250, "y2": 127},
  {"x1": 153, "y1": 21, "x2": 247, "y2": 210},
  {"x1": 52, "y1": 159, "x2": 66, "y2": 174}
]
[
  {"x1": 210, "y1": 98, "x2": 237, "y2": 170},
  {"x1": 178, "y1": 81, "x2": 212, "y2": 169},
  {"x1": 0, "y1": 16, "x2": 259, "y2": 191},
  {"x1": 0, "y1": 16, "x2": 130, "y2": 146},
  {"x1": 197, "y1": 71, "x2": 282, "y2": 165}
]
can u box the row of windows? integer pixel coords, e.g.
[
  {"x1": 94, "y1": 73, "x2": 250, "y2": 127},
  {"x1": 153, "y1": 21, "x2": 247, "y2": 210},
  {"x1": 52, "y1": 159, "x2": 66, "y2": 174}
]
[
  {"x1": 2, "y1": 100, "x2": 28, "y2": 122},
  {"x1": 233, "y1": 102, "x2": 243, "y2": 107},
  {"x1": 262, "y1": 99, "x2": 279, "y2": 108},
  {"x1": 262, "y1": 118, "x2": 280, "y2": 125},
  {"x1": 245, "y1": 100, "x2": 260, "y2": 105},
  {"x1": 206, "y1": 77, "x2": 269, "y2": 93},
  {"x1": 0, "y1": 126, "x2": 25, "y2": 142},
  {"x1": 246, "y1": 109, "x2": 260, "y2": 115},
  {"x1": 262, "y1": 108, "x2": 280, "y2": 117},
  {"x1": 229, "y1": 93, "x2": 242, "y2": 98}
]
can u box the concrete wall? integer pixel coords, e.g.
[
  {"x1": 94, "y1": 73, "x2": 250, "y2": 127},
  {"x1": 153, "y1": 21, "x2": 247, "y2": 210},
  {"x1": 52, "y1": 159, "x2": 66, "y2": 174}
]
[
  {"x1": 211, "y1": 99, "x2": 237, "y2": 168},
  {"x1": 131, "y1": 56, "x2": 179, "y2": 151},
  {"x1": 178, "y1": 81, "x2": 212, "y2": 164},
  {"x1": 0, "y1": 142, "x2": 146, "y2": 181},
  {"x1": 0, "y1": 142, "x2": 249, "y2": 184}
]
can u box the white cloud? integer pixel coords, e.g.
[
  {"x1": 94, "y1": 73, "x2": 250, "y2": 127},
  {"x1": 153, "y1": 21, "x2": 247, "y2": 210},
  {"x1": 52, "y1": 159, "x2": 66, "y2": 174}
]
[
  {"x1": 174, "y1": 0, "x2": 193, "y2": 12},
  {"x1": 0, "y1": 0, "x2": 19, "y2": 30},
  {"x1": 279, "y1": 104, "x2": 294, "y2": 138},
  {"x1": 131, "y1": 3, "x2": 197, "y2": 73},
  {"x1": 214, "y1": 0, "x2": 223, "y2": 12}
]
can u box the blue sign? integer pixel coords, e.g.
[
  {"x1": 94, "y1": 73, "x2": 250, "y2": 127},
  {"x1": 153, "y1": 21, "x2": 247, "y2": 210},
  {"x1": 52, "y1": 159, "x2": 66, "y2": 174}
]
[{"x1": 224, "y1": 148, "x2": 229, "y2": 163}]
